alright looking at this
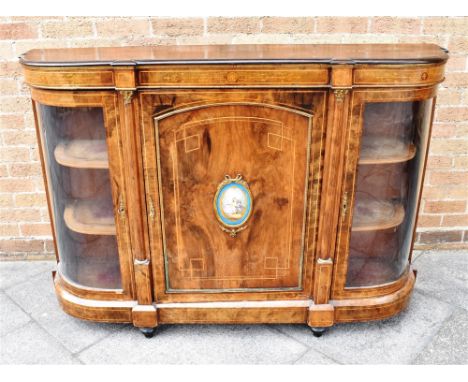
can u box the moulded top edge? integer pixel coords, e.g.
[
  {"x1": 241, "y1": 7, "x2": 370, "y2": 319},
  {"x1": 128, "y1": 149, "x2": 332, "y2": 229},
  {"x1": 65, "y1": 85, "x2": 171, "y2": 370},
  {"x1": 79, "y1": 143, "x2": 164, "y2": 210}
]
[{"x1": 19, "y1": 43, "x2": 449, "y2": 67}]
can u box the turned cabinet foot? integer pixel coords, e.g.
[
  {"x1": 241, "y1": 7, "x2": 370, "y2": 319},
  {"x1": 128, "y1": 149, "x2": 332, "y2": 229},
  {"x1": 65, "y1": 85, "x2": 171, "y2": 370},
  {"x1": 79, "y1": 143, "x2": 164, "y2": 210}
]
[
  {"x1": 139, "y1": 327, "x2": 157, "y2": 338},
  {"x1": 310, "y1": 327, "x2": 328, "y2": 337}
]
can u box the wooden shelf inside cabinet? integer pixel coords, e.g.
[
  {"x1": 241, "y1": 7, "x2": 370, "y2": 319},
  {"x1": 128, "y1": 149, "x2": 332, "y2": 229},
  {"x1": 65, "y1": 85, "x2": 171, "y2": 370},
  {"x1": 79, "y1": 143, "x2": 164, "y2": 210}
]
[
  {"x1": 352, "y1": 198, "x2": 405, "y2": 232},
  {"x1": 54, "y1": 140, "x2": 109, "y2": 169},
  {"x1": 359, "y1": 137, "x2": 416, "y2": 165},
  {"x1": 64, "y1": 199, "x2": 116, "y2": 235}
]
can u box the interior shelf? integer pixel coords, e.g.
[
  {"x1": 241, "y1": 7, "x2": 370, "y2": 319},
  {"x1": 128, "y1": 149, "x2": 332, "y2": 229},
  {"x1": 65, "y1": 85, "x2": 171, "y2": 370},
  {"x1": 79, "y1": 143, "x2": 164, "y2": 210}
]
[
  {"x1": 352, "y1": 198, "x2": 405, "y2": 232},
  {"x1": 359, "y1": 136, "x2": 416, "y2": 165},
  {"x1": 54, "y1": 139, "x2": 109, "y2": 169},
  {"x1": 64, "y1": 198, "x2": 116, "y2": 235}
]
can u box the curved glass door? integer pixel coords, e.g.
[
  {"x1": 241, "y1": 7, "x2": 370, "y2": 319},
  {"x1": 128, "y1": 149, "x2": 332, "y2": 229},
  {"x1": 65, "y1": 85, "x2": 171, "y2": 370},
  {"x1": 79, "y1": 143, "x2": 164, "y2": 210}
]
[
  {"x1": 346, "y1": 99, "x2": 434, "y2": 288},
  {"x1": 36, "y1": 104, "x2": 122, "y2": 289}
]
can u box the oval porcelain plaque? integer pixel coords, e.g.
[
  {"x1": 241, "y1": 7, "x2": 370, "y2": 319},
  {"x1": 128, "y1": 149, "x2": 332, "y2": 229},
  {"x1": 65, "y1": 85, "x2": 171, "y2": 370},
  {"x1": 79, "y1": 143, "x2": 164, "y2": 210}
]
[{"x1": 214, "y1": 175, "x2": 252, "y2": 236}]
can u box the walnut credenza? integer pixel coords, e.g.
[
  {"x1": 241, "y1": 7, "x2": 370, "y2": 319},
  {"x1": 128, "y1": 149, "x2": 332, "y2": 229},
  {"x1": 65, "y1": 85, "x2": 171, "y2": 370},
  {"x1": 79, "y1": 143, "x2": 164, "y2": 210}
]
[{"x1": 20, "y1": 44, "x2": 448, "y2": 337}]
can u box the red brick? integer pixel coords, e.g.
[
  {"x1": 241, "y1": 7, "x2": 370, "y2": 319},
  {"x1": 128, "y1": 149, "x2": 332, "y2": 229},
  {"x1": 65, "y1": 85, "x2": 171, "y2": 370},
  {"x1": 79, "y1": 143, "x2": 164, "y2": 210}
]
[
  {"x1": 0, "y1": 208, "x2": 42, "y2": 223},
  {"x1": 424, "y1": 200, "x2": 466, "y2": 213},
  {"x1": 66, "y1": 39, "x2": 123, "y2": 49},
  {"x1": 45, "y1": 239, "x2": 55, "y2": 252},
  {"x1": 207, "y1": 17, "x2": 261, "y2": 34},
  {"x1": 0, "y1": 239, "x2": 45, "y2": 253},
  {"x1": 0, "y1": 165, "x2": 7, "y2": 177},
  {"x1": 262, "y1": 17, "x2": 314, "y2": 34},
  {"x1": 423, "y1": 17, "x2": 468, "y2": 35},
  {"x1": 418, "y1": 230, "x2": 463, "y2": 244},
  {"x1": 96, "y1": 18, "x2": 150, "y2": 38},
  {"x1": 0, "y1": 62, "x2": 21, "y2": 78},
  {"x1": 15, "y1": 39, "x2": 69, "y2": 56},
  {"x1": 0, "y1": 147, "x2": 30, "y2": 162},
  {"x1": 443, "y1": 73, "x2": 468, "y2": 88},
  {"x1": 0, "y1": 178, "x2": 36, "y2": 193},
  {"x1": 151, "y1": 18, "x2": 204, "y2": 37},
  {"x1": 20, "y1": 223, "x2": 52, "y2": 237},
  {"x1": 430, "y1": 124, "x2": 456, "y2": 138},
  {"x1": 0, "y1": 115, "x2": 24, "y2": 130},
  {"x1": 436, "y1": 89, "x2": 462, "y2": 105},
  {"x1": 422, "y1": 186, "x2": 468, "y2": 200},
  {"x1": 120, "y1": 37, "x2": 176, "y2": 47},
  {"x1": 41, "y1": 19, "x2": 94, "y2": 39},
  {"x1": 429, "y1": 171, "x2": 468, "y2": 185},
  {"x1": 0, "y1": 224, "x2": 19, "y2": 236},
  {"x1": 0, "y1": 78, "x2": 18, "y2": 94},
  {"x1": 0, "y1": 41, "x2": 15, "y2": 60},
  {"x1": 453, "y1": 124, "x2": 468, "y2": 137},
  {"x1": 429, "y1": 138, "x2": 468, "y2": 155},
  {"x1": 441, "y1": 214, "x2": 468, "y2": 227},
  {"x1": 417, "y1": 215, "x2": 442, "y2": 228},
  {"x1": 2, "y1": 130, "x2": 37, "y2": 146},
  {"x1": 10, "y1": 17, "x2": 63, "y2": 22},
  {"x1": 0, "y1": 96, "x2": 31, "y2": 114},
  {"x1": 436, "y1": 107, "x2": 468, "y2": 122},
  {"x1": 453, "y1": 156, "x2": 468, "y2": 168},
  {"x1": 445, "y1": 55, "x2": 467, "y2": 72},
  {"x1": 33, "y1": 178, "x2": 47, "y2": 192},
  {"x1": 316, "y1": 17, "x2": 367, "y2": 33},
  {"x1": 8, "y1": 163, "x2": 42, "y2": 177},
  {"x1": 448, "y1": 36, "x2": 468, "y2": 53},
  {"x1": 0, "y1": 22, "x2": 38, "y2": 40},
  {"x1": 232, "y1": 34, "x2": 290, "y2": 44},
  {"x1": 395, "y1": 35, "x2": 446, "y2": 45},
  {"x1": 14, "y1": 193, "x2": 47, "y2": 207},
  {"x1": 426, "y1": 156, "x2": 452, "y2": 169},
  {"x1": 0, "y1": 194, "x2": 13, "y2": 207},
  {"x1": 371, "y1": 17, "x2": 421, "y2": 34}
]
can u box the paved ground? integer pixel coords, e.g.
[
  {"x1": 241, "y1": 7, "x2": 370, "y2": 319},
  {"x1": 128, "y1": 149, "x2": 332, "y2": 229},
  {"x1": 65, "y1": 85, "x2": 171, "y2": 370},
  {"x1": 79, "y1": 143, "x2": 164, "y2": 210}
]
[{"x1": 0, "y1": 250, "x2": 466, "y2": 364}]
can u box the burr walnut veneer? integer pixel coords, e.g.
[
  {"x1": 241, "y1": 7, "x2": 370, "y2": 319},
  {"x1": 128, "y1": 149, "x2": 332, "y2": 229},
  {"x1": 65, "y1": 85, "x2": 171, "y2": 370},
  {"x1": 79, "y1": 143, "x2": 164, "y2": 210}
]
[{"x1": 20, "y1": 44, "x2": 447, "y2": 337}]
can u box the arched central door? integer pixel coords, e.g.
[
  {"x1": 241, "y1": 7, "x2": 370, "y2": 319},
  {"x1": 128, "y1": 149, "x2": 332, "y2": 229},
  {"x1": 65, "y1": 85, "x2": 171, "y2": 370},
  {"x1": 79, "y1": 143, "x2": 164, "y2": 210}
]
[{"x1": 141, "y1": 90, "x2": 326, "y2": 297}]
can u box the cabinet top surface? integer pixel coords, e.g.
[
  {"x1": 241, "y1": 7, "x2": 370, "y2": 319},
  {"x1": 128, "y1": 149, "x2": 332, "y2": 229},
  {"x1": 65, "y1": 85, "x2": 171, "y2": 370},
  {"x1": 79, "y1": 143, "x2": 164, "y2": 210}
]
[{"x1": 20, "y1": 43, "x2": 448, "y2": 67}]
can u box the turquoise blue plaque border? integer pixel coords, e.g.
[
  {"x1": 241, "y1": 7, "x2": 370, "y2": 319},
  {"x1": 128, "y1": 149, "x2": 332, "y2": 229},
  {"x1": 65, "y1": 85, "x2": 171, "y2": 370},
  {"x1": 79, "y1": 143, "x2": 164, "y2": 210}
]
[{"x1": 215, "y1": 182, "x2": 252, "y2": 227}]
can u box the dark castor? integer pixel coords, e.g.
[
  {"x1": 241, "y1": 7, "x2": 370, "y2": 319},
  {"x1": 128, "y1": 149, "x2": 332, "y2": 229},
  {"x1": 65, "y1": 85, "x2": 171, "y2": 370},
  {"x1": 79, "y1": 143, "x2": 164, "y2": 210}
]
[
  {"x1": 139, "y1": 327, "x2": 157, "y2": 338},
  {"x1": 310, "y1": 327, "x2": 327, "y2": 337}
]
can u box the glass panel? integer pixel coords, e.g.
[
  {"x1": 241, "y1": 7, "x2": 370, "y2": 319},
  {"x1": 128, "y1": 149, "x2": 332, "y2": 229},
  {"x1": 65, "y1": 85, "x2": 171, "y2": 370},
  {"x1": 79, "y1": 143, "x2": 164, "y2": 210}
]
[
  {"x1": 37, "y1": 104, "x2": 121, "y2": 289},
  {"x1": 346, "y1": 100, "x2": 433, "y2": 287}
]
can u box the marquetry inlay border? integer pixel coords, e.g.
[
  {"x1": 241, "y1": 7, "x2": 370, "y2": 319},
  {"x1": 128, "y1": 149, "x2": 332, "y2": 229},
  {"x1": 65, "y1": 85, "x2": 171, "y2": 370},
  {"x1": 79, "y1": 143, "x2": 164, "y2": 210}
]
[{"x1": 153, "y1": 102, "x2": 314, "y2": 293}]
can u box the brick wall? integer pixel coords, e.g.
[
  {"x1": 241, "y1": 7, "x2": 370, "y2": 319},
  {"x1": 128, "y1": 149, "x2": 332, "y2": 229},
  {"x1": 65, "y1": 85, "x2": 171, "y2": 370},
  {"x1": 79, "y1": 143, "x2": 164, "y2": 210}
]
[{"x1": 0, "y1": 16, "x2": 467, "y2": 259}]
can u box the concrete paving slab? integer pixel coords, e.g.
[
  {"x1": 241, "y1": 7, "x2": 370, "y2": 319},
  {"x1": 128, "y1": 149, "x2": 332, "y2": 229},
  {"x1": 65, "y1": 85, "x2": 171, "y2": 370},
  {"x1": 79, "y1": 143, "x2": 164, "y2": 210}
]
[
  {"x1": 275, "y1": 291, "x2": 454, "y2": 364},
  {"x1": 0, "y1": 292, "x2": 31, "y2": 337},
  {"x1": 5, "y1": 271, "x2": 122, "y2": 354},
  {"x1": 0, "y1": 261, "x2": 54, "y2": 290},
  {"x1": 293, "y1": 348, "x2": 338, "y2": 364},
  {"x1": 0, "y1": 251, "x2": 466, "y2": 364},
  {"x1": 412, "y1": 308, "x2": 468, "y2": 365},
  {"x1": 410, "y1": 250, "x2": 425, "y2": 262},
  {"x1": 413, "y1": 250, "x2": 468, "y2": 310},
  {"x1": 5, "y1": 271, "x2": 56, "y2": 316},
  {"x1": 78, "y1": 324, "x2": 308, "y2": 364},
  {"x1": 0, "y1": 321, "x2": 78, "y2": 364}
]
